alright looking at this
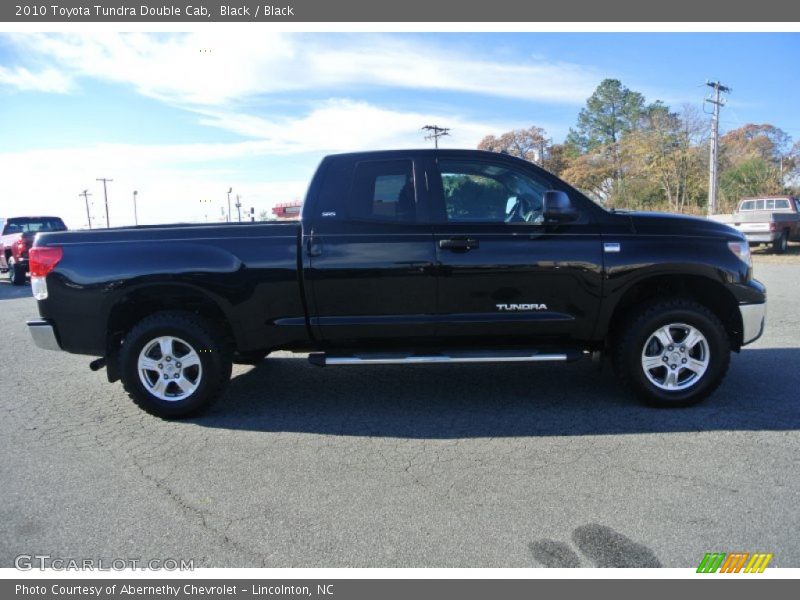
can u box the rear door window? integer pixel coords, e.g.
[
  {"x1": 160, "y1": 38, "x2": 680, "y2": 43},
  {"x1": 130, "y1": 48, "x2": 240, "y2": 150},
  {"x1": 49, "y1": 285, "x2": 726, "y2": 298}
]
[{"x1": 348, "y1": 160, "x2": 417, "y2": 222}]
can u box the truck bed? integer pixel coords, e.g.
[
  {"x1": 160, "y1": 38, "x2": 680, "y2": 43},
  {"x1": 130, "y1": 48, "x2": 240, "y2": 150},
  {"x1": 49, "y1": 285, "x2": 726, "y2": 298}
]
[{"x1": 34, "y1": 221, "x2": 306, "y2": 356}]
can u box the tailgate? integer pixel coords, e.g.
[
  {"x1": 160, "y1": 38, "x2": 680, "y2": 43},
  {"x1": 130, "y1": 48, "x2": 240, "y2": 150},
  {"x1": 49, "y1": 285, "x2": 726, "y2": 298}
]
[{"x1": 736, "y1": 222, "x2": 772, "y2": 234}]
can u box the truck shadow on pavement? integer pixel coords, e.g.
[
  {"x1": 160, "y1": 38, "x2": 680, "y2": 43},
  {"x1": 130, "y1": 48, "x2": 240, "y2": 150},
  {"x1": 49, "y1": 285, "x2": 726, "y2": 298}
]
[
  {"x1": 0, "y1": 279, "x2": 31, "y2": 300},
  {"x1": 193, "y1": 347, "x2": 800, "y2": 439}
]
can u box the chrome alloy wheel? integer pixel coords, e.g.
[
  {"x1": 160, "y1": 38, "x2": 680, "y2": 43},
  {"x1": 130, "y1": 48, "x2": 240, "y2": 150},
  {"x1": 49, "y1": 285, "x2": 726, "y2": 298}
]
[
  {"x1": 137, "y1": 336, "x2": 202, "y2": 401},
  {"x1": 641, "y1": 323, "x2": 710, "y2": 391}
]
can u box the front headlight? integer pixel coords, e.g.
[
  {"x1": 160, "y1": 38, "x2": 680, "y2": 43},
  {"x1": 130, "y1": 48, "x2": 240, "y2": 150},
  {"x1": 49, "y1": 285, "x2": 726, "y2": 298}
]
[{"x1": 728, "y1": 241, "x2": 752, "y2": 268}]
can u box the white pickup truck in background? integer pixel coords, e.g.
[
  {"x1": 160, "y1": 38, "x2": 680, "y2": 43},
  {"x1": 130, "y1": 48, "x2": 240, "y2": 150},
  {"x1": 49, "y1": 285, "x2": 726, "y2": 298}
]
[{"x1": 711, "y1": 196, "x2": 800, "y2": 253}]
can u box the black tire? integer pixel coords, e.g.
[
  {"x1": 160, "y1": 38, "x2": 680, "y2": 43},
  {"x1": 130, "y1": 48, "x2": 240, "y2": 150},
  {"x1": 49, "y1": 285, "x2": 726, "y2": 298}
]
[
  {"x1": 772, "y1": 230, "x2": 789, "y2": 254},
  {"x1": 119, "y1": 311, "x2": 232, "y2": 418},
  {"x1": 613, "y1": 298, "x2": 730, "y2": 407},
  {"x1": 233, "y1": 349, "x2": 269, "y2": 365},
  {"x1": 8, "y1": 258, "x2": 26, "y2": 286}
]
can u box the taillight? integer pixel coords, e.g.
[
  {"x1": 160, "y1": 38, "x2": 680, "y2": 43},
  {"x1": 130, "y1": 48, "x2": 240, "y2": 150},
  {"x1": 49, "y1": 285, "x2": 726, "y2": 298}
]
[
  {"x1": 769, "y1": 222, "x2": 777, "y2": 232},
  {"x1": 29, "y1": 246, "x2": 63, "y2": 277},
  {"x1": 13, "y1": 237, "x2": 26, "y2": 257},
  {"x1": 29, "y1": 246, "x2": 63, "y2": 300}
]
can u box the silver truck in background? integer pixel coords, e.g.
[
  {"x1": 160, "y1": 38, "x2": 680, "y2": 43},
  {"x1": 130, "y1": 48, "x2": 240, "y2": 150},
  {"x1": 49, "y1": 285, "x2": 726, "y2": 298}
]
[{"x1": 711, "y1": 196, "x2": 800, "y2": 253}]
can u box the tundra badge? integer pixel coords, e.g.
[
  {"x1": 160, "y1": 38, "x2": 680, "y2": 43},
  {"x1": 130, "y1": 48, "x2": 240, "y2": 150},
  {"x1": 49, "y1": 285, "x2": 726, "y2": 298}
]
[{"x1": 496, "y1": 303, "x2": 548, "y2": 311}]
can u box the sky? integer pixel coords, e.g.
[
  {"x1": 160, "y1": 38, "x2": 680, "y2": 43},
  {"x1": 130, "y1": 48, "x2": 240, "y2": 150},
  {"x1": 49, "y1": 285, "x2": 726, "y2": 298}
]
[{"x1": 1, "y1": 32, "x2": 798, "y2": 228}]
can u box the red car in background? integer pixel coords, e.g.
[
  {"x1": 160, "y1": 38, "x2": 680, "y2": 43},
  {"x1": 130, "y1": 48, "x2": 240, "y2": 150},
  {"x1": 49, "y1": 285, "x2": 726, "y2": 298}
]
[{"x1": 0, "y1": 216, "x2": 67, "y2": 285}]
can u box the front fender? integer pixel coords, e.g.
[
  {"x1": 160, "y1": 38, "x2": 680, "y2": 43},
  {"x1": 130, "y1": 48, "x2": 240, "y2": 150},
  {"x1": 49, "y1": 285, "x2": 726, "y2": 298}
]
[{"x1": 594, "y1": 234, "x2": 758, "y2": 341}]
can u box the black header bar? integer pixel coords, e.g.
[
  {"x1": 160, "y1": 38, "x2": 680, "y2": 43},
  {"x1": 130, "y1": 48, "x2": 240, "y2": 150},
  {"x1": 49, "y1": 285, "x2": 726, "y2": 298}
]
[{"x1": 3, "y1": 0, "x2": 800, "y2": 22}]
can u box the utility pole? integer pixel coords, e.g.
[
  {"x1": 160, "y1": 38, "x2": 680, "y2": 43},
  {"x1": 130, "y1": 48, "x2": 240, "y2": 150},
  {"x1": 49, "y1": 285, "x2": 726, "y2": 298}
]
[
  {"x1": 96, "y1": 177, "x2": 113, "y2": 228},
  {"x1": 199, "y1": 198, "x2": 212, "y2": 223},
  {"x1": 235, "y1": 195, "x2": 242, "y2": 223},
  {"x1": 80, "y1": 190, "x2": 92, "y2": 229},
  {"x1": 704, "y1": 81, "x2": 731, "y2": 216},
  {"x1": 226, "y1": 187, "x2": 232, "y2": 222},
  {"x1": 133, "y1": 190, "x2": 138, "y2": 226},
  {"x1": 422, "y1": 125, "x2": 450, "y2": 149}
]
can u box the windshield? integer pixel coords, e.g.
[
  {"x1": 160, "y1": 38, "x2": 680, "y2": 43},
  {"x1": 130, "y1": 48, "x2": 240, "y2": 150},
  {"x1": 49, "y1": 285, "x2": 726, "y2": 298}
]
[{"x1": 3, "y1": 217, "x2": 67, "y2": 234}]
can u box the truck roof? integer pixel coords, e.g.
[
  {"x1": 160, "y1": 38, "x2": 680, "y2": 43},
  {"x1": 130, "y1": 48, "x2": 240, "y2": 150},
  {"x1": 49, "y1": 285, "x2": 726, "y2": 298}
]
[
  {"x1": 740, "y1": 195, "x2": 796, "y2": 200},
  {"x1": 2, "y1": 215, "x2": 65, "y2": 221},
  {"x1": 324, "y1": 148, "x2": 529, "y2": 162}
]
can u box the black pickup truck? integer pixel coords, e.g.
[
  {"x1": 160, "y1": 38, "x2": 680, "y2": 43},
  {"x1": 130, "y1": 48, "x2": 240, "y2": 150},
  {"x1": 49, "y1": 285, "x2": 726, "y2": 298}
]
[{"x1": 26, "y1": 150, "x2": 766, "y2": 417}]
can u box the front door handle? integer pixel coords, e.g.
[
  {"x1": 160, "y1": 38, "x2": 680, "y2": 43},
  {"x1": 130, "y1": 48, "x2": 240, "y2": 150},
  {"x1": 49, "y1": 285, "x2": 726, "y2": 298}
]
[{"x1": 439, "y1": 238, "x2": 479, "y2": 251}]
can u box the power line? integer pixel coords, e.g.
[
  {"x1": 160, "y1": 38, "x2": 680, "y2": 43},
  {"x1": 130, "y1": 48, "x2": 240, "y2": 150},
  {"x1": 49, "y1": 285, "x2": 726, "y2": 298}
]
[
  {"x1": 704, "y1": 81, "x2": 731, "y2": 216},
  {"x1": 96, "y1": 178, "x2": 113, "y2": 228},
  {"x1": 422, "y1": 125, "x2": 450, "y2": 149},
  {"x1": 79, "y1": 189, "x2": 92, "y2": 230}
]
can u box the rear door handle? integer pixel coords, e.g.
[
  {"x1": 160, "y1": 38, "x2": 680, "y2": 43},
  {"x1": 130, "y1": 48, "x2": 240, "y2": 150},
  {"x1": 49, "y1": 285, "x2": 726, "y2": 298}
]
[
  {"x1": 439, "y1": 238, "x2": 479, "y2": 251},
  {"x1": 306, "y1": 236, "x2": 322, "y2": 257}
]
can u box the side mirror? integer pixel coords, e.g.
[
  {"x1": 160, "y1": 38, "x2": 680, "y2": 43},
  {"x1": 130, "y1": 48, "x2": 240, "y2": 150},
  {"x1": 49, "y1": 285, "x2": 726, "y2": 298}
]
[{"x1": 543, "y1": 190, "x2": 578, "y2": 223}]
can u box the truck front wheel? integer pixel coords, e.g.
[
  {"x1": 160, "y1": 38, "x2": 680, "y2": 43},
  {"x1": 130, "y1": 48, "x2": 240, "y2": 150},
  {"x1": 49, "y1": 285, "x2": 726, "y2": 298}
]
[
  {"x1": 613, "y1": 299, "x2": 730, "y2": 407},
  {"x1": 119, "y1": 311, "x2": 232, "y2": 418}
]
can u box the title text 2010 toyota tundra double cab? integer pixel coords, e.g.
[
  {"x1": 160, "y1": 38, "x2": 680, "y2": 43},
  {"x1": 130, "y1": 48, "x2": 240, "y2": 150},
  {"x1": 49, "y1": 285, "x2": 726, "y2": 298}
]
[{"x1": 26, "y1": 150, "x2": 766, "y2": 417}]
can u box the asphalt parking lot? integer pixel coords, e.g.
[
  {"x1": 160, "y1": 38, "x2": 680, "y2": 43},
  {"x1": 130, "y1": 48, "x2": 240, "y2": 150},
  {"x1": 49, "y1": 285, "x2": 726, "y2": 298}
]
[{"x1": 1, "y1": 260, "x2": 798, "y2": 568}]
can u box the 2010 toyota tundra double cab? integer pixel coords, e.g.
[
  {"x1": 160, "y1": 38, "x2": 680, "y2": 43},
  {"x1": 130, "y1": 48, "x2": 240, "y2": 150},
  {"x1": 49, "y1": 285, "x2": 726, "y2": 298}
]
[{"x1": 26, "y1": 149, "x2": 766, "y2": 418}]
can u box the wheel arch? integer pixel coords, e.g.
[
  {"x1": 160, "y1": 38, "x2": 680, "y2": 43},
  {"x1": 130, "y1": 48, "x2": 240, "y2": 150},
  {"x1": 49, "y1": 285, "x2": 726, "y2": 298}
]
[
  {"x1": 105, "y1": 283, "x2": 237, "y2": 380},
  {"x1": 603, "y1": 273, "x2": 744, "y2": 351}
]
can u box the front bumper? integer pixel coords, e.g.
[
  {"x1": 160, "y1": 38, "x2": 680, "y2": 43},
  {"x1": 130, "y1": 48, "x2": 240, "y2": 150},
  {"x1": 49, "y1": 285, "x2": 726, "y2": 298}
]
[
  {"x1": 739, "y1": 303, "x2": 766, "y2": 346},
  {"x1": 744, "y1": 233, "x2": 778, "y2": 244},
  {"x1": 27, "y1": 318, "x2": 62, "y2": 351}
]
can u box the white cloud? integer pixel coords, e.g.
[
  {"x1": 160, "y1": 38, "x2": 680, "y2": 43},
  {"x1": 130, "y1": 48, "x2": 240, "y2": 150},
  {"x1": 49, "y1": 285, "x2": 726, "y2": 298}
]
[
  {"x1": 3, "y1": 32, "x2": 598, "y2": 107},
  {"x1": 0, "y1": 99, "x2": 524, "y2": 228},
  {"x1": 0, "y1": 65, "x2": 72, "y2": 93},
  {"x1": 195, "y1": 98, "x2": 520, "y2": 150},
  {"x1": 0, "y1": 33, "x2": 570, "y2": 227},
  {"x1": 0, "y1": 140, "x2": 310, "y2": 229}
]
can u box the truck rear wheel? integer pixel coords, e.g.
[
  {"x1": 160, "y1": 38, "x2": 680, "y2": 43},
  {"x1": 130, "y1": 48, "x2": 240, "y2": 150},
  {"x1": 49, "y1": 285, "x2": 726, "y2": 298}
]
[
  {"x1": 613, "y1": 299, "x2": 730, "y2": 407},
  {"x1": 8, "y1": 257, "x2": 26, "y2": 286},
  {"x1": 119, "y1": 311, "x2": 232, "y2": 418},
  {"x1": 772, "y1": 230, "x2": 789, "y2": 254}
]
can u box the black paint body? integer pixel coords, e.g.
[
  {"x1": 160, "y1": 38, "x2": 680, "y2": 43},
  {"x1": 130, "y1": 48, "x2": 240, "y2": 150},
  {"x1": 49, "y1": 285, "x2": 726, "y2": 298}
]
[{"x1": 33, "y1": 150, "x2": 765, "y2": 358}]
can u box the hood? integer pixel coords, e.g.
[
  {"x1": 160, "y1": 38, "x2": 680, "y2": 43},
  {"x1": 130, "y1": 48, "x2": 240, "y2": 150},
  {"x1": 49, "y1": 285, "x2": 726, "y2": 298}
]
[{"x1": 622, "y1": 211, "x2": 744, "y2": 240}]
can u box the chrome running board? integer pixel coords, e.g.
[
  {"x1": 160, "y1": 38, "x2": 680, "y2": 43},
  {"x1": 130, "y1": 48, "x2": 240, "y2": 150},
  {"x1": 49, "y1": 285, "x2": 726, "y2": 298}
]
[{"x1": 309, "y1": 349, "x2": 579, "y2": 367}]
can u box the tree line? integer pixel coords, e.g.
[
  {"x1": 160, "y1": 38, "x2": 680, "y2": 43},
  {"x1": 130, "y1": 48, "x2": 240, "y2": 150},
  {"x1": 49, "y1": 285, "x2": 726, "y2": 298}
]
[{"x1": 478, "y1": 79, "x2": 799, "y2": 214}]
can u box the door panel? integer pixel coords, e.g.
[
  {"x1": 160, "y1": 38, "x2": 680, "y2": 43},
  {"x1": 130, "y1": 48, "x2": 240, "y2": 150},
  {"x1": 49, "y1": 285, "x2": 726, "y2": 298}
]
[
  {"x1": 430, "y1": 157, "x2": 603, "y2": 343},
  {"x1": 434, "y1": 223, "x2": 603, "y2": 341},
  {"x1": 305, "y1": 157, "x2": 437, "y2": 343}
]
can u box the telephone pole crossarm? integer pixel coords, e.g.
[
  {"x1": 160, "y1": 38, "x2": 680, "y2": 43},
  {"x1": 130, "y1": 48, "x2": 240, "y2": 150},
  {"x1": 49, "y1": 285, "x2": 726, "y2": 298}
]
[{"x1": 422, "y1": 124, "x2": 450, "y2": 149}]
